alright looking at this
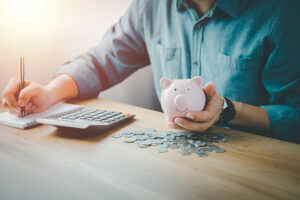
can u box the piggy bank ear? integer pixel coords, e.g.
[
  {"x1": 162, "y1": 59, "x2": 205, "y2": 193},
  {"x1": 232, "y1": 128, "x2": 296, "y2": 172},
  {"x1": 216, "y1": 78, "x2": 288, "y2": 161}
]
[
  {"x1": 190, "y1": 76, "x2": 203, "y2": 87},
  {"x1": 160, "y1": 77, "x2": 172, "y2": 89}
]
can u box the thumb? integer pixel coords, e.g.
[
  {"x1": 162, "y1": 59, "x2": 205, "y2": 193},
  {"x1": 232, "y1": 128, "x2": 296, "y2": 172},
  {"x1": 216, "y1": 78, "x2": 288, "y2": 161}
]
[
  {"x1": 18, "y1": 84, "x2": 40, "y2": 106},
  {"x1": 203, "y1": 82, "x2": 216, "y2": 97}
]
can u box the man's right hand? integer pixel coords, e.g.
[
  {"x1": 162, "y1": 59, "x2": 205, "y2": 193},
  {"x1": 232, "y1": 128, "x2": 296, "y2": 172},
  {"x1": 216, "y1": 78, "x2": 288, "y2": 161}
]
[{"x1": 1, "y1": 77, "x2": 56, "y2": 117}]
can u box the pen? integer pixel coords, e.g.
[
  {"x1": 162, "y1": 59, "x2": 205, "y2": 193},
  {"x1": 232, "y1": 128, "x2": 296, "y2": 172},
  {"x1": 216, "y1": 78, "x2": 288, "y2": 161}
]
[{"x1": 19, "y1": 57, "x2": 25, "y2": 118}]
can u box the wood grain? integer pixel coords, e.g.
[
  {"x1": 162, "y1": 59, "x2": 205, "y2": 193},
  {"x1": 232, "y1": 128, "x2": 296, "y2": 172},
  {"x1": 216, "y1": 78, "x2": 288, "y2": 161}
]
[{"x1": 0, "y1": 98, "x2": 299, "y2": 200}]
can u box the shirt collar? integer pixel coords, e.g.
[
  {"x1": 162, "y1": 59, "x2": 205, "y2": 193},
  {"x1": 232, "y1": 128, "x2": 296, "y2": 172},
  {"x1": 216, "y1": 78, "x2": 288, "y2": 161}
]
[
  {"x1": 176, "y1": 0, "x2": 187, "y2": 12},
  {"x1": 176, "y1": 0, "x2": 245, "y2": 18}
]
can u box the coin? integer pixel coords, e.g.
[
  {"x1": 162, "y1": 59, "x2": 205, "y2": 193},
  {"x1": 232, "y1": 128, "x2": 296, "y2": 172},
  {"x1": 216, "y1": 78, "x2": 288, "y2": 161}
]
[
  {"x1": 111, "y1": 132, "x2": 122, "y2": 138},
  {"x1": 213, "y1": 147, "x2": 225, "y2": 153},
  {"x1": 196, "y1": 152, "x2": 208, "y2": 157},
  {"x1": 144, "y1": 128, "x2": 156, "y2": 133},
  {"x1": 157, "y1": 144, "x2": 168, "y2": 153},
  {"x1": 111, "y1": 128, "x2": 228, "y2": 158},
  {"x1": 179, "y1": 149, "x2": 191, "y2": 156},
  {"x1": 133, "y1": 130, "x2": 145, "y2": 135},
  {"x1": 199, "y1": 147, "x2": 212, "y2": 152},
  {"x1": 121, "y1": 130, "x2": 132, "y2": 136}
]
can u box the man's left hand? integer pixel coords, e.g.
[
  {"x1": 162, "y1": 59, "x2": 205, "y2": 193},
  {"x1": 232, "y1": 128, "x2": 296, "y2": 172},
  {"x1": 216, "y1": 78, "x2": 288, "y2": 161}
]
[{"x1": 167, "y1": 82, "x2": 224, "y2": 132}]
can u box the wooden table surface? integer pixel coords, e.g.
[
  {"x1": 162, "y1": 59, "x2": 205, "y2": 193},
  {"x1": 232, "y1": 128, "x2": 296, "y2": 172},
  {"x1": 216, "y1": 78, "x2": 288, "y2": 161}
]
[{"x1": 0, "y1": 98, "x2": 299, "y2": 200}]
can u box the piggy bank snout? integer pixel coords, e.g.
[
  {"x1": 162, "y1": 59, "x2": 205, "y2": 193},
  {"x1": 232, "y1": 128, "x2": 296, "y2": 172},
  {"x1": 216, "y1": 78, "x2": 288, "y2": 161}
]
[{"x1": 174, "y1": 95, "x2": 186, "y2": 108}]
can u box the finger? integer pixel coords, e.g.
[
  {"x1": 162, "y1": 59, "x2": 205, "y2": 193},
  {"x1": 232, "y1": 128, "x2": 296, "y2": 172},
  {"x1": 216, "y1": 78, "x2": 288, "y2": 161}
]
[
  {"x1": 24, "y1": 102, "x2": 33, "y2": 115},
  {"x1": 24, "y1": 104, "x2": 33, "y2": 116},
  {"x1": 18, "y1": 84, "x2": 40, "y2": 106},
  {"x1": 9, "y1": 109, "x2": 17, "y2": 115},
  {"x1": 186, "y1": 110, "x2": 215, "y2": 122},
  {"x1": 203, "y1": 82, "x2": 216, "y2": 97},
  {"x1": 174, "y1": 117, "x2": 213, "y2": 132},
  {"x1": 8, "y1": 108, "x2": 21, "y2": 118},
  {"x1": 167, "y1": 122, "x2": 182, "y2": 129},
  {"x1": 1, "y1": 98, "x2": 8, "y2": 108},
  {"x1": 2, "y1": 77, "x2": 20, "y2": 96},
  {"x1": 2, "y1": 93, "x2": 21, "y2": 111}
]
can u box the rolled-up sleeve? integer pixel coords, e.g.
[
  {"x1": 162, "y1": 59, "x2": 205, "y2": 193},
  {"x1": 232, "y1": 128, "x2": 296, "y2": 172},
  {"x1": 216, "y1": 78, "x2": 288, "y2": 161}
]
[
  {"x1": 54, "y1": 0, "x2": 150, "y2": 98},
  {"x1": 260, "y1": 1, "x2": 300, "y2": 143}
]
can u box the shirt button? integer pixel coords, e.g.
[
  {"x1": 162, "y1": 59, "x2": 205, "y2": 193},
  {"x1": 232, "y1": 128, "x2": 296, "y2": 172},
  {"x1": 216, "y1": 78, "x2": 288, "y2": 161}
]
[
  {"x1": 193, "y1": 61, "x2": 199, "y2": 66},
  {"x1": 195, "y1": 24, "x2": 201, "y2": 30}
]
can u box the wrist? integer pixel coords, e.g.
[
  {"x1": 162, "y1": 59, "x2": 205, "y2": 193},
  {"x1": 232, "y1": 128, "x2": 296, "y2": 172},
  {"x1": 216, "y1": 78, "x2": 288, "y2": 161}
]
[
  {"x1": 45, "y1": 74, "x2": 79, "y2": 104},
  {"x1": 217, "y1": 97, "x2": 236, "y2": 125},
  {"x1": 44, "y1": 83, "x2": 62, "y2": 105}
]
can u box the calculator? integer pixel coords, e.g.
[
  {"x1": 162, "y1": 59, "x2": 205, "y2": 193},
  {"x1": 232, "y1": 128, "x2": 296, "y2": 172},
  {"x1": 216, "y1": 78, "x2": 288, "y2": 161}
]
[{"x1": 36, "y1": 107, "x2": 135, "y2": 130}]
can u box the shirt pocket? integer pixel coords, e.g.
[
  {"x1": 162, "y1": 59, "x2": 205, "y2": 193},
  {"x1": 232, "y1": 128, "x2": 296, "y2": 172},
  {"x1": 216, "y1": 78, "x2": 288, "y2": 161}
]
[
  {"x1": 150, "y1": 42, "x2": 181, "y2": 79},
  {"x1": 217, "y1": 52, "x2": 258, "y2": 71},
  {"x1": 214, "y1": 52, "x2": 261, "y2": 104}
]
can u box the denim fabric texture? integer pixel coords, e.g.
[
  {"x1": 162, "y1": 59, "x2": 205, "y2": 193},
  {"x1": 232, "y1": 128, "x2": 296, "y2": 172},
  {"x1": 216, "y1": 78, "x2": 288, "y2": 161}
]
[{"x1": 54, "y1": 0, "x2": 300, "y2": 143}]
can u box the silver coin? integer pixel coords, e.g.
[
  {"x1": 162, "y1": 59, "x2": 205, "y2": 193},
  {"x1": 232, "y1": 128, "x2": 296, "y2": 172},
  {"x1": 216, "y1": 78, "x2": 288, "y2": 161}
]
[
  {"x1": 121, "y1": 130, "x2": 132, "y2": 136},
  {"x1": 164, "y1": 135, "x2": 173, "y2": 141},
  {"x1": 196, "y1": 152, "x2": 208, "y2": 157},
  {"x1": 139, "y1": 140, "x2": 152, "y2": 146},
  {"x1": 152, "y1": 139, "x2": 165, "y2": 145},
  {"x1": 188, "y1": 146, "x2": 200, "y2": 153},
  {"x1": 179, "y1": 144, "x2": 191, "y2": 151},
  {"x1": 157, "y1": 144, "x2": 168, "y2": 153},
  {"x1": 168, "y1": 143, "x2": 179, "y2": 149},
  {"x1": 137, "y1": 143, "x2": 150, "y2": 148},
  {"x1": 194, "y1": 140, "x2": 207, "y2": 147},
  {"x1": 213, "y1": 148, "x2": 225, "y2": 153},
  {"x1": 123, "y1": 137, "x2": 136, "y2": 143},
  {"x1": 208, "y1": 144, "x2": 219, "y2": 150},
  {"x1": 123, "y1": 134, "x2": 133, "y2": 138},
  {"x1": 133, "y1": 130, "x2": 145, "y2": 135},
  {"x1": 145, "y1": 132, "x2": 155, "y2": 138},
  {"x1": 165, "y1": 131, "x2": 177, "y2": 135},
  {"x1": 155, "y1": 132, "x2": 167, "y2": 139},
  {"x1": 175, "y1": 136, "x2": 186, "y2": 141},
  {"x1": 199, "y1": 147, "x2": 212, "y2": 152},
  {"x1": 144, "y1": 128, "x2": 156, "y2": 132},
  {"x1": 135, "y1": 135, "x2": 148, "y2": 141},
  {"x1": 111, "y1": 132, "x2": 122, "y2": 138},
  {"x1": 179, "y1": 149, "x2": 191, "y2": 156},
  {"x1": 173, "y1": 131, "x2": 186, "y2": 137}
]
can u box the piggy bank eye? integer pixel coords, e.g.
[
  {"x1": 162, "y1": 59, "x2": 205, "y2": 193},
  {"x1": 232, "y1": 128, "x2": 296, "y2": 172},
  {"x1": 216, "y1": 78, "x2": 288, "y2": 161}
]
[
  {"x1": 174, "y1": 88, "x2": 177, "y2": 91},
  {"x1": 186, "y1": 88, "x2": 191, "y2": 92}
]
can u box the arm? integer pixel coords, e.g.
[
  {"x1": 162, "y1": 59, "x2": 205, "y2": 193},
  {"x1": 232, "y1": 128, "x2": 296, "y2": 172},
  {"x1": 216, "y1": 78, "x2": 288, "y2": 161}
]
[
  {"x1": 1, "y1": 74, "x2": 78, "y2": 117},
  {"x1": 45, "y1": 74, "x2": 79, "y2": 104},
  {"x1": 2, "y1": 0, "x2": 149, "y2": 116},
  {"x1": 168, "y1": 83, "x2": 271, "y2": 134},
  {"x1": 231, "y1": 100, "x2": 271, "y2": 134},
  {"x1": 54, "y1": 0, "x2": 149, "y2": 99}
]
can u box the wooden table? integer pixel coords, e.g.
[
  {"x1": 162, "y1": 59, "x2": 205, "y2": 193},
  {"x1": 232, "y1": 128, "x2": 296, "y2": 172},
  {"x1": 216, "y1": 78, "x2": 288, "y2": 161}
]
[{"x1": 0, "y1": 99, "x2": 299, "y2": 200}]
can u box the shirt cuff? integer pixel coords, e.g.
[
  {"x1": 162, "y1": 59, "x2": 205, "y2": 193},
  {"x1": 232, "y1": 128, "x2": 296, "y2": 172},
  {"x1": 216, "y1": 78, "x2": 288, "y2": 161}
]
[
  {"x1": 53, "y1": 61, "x2": 102, "y2": 99},
  {"x1": 260, "y1": 105, "x2": 300, "y2": 143}
]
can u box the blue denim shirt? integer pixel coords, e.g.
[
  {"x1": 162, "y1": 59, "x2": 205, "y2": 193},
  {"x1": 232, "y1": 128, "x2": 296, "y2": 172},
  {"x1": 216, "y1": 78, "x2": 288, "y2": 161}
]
[{"x1": 55, "y1": 0, "x2": 300, "y2": 143}]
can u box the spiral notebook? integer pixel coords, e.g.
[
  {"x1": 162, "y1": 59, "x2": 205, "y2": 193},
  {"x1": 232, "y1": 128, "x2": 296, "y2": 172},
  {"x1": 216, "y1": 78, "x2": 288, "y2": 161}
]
[{"x1": 0, "y1": 103, "x2": 84, "y2": 129}]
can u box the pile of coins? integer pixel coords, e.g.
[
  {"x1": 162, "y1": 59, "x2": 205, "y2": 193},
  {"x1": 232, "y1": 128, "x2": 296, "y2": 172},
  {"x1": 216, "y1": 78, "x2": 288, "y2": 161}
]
[{"x1": 111, "y1": 128, "x2": 229, "y2": 157}]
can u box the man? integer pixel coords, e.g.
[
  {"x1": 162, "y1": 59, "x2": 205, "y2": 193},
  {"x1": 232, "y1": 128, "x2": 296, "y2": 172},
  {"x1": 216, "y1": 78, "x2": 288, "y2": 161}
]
[{"x1": 1, "y1": 0, "x2": 300, "y2": 143}]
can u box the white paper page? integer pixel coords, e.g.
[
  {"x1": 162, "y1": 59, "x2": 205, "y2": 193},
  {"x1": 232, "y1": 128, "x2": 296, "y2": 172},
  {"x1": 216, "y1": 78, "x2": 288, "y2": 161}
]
[{"x1": 0, "y1": 103, "x2": 84, "y2": 129}]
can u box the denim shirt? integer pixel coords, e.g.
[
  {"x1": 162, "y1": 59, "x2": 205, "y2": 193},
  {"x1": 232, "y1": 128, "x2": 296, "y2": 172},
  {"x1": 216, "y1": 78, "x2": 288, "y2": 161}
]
[{"x1": 55, "y1": 0, "x2": 300, "y2": 143}]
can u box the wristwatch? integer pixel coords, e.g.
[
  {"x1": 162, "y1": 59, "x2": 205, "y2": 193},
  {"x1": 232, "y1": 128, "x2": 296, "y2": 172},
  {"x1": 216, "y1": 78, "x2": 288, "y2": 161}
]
[{"x1": 217, "y1": 97, "x2": 236, "y2": 124}]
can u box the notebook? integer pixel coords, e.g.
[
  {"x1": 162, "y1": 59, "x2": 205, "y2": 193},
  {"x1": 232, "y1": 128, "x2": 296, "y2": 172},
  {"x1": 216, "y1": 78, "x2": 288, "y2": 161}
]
[{"x1": 0, "y1": 103, "x2": 84, "y2": 129}]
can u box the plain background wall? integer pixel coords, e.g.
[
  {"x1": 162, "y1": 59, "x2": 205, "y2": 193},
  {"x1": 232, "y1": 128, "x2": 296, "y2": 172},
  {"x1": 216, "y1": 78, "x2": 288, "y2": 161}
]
[{"x1": 0, "y1": 0, "x2": 161, "y2": 111}]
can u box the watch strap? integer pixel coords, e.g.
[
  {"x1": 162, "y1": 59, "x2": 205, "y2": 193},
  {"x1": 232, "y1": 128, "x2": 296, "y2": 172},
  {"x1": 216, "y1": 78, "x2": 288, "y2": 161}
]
[{"x1": 217, "y1": 97, "x2": 236, "y2": 124}]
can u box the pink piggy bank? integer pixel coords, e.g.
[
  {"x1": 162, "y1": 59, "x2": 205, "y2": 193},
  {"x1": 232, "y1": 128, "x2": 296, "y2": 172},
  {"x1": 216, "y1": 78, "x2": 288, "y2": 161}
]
[{"x1": 160, "y1": 76, "x2": 206, "y2": 122}]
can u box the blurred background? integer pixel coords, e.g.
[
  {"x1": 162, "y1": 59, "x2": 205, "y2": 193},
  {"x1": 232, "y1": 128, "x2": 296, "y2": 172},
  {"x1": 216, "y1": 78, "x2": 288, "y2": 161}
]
[{"x1": 0, "y1": 0, "x2": 161, "y2": 111}]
